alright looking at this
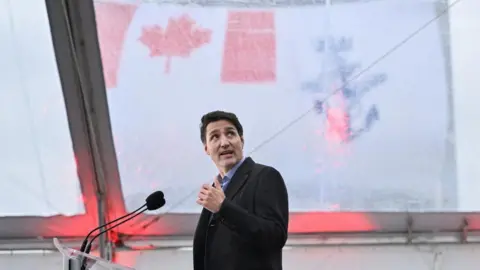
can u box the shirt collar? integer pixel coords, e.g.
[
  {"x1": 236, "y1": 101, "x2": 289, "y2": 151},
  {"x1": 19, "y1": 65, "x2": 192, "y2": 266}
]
[{"x1": 223, "y1": 156, "x2": 246, "y2": 180}]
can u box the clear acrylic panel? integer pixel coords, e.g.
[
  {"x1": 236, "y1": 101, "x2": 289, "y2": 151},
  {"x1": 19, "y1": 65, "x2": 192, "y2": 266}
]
[
  {"x1": 0, "y1": 0, "x2": 84, "y2": 217},
  {"x1": 96, "y1": 0, "x2": 480, "y2": 216},
  {"x1": 54, "y1": 238, "x2": 135, "y2": 270}
]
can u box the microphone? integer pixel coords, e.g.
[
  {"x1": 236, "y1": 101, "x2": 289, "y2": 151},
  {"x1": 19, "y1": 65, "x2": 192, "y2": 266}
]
[
  {"x1": 84, "y1": 191, "x2": 165, "y2": 254},
  {"x1": 145, "y1": 191, "x2": 166, "y2": 211},
  {"x1": 79, "y1": 191, "x2": 165, "y2": 253}
]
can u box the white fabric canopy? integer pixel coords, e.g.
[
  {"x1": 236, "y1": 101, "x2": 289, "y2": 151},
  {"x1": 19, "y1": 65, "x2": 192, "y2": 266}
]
[{"x1": 1, "y1": 0, "x2": 479, "y2": 244}]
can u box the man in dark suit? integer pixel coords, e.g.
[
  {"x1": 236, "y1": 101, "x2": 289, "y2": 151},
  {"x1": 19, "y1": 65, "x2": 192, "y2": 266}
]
[{"x1": 194, "y1": 110, "x2": 289, "y2": 270}]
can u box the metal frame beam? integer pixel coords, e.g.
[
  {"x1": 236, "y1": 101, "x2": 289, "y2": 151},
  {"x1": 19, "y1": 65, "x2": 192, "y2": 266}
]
[{"x1": 44, "y1": 0, "x2": 121, "y2": 259}]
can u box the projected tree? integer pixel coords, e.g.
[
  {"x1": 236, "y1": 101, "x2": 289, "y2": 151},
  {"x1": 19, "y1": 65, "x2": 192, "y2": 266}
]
[{"x1": 303, "y1": 36, "x2": 387, "y2": 143}]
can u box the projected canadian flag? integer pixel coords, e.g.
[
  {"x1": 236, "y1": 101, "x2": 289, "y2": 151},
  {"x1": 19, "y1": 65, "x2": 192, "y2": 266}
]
[
  {"x1": 139, "y1": 14, "x2": 212, "y2": 74},
  {"x1": 95, "y1": 5, "x2": 277, "y2": 86},
  {"x1": 94, "y1": 2, "x2": 137, "y2": 89},
  {"x1": 221, "y1": 11, "x2": 277, "y2": 83}
]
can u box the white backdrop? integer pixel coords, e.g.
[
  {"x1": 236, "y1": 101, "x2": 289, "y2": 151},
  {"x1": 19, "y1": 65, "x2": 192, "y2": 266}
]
[
  {"x1": 449, "y1": 0, "x2": 480, "y2": 211},
  {"x1": 0, "y1": 0, "x2": 83, "y2": 217},
  {"x1": 105, "y1": 0, "x2": 453, "y2": 213}
]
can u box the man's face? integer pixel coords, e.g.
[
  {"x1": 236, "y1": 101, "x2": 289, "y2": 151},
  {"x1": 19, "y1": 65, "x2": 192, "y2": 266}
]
[{"x1": 204, "y1": 120, "x2": 244, "y2": 174}]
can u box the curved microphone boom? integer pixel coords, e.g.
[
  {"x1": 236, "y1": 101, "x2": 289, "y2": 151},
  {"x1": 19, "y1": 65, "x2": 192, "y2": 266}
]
[
  {"x1": 84, "y1": 191, "x2": 165, "y2": 254},
  {"x1": 79, "y1": 204, "x2": 146, "y2": 253}
]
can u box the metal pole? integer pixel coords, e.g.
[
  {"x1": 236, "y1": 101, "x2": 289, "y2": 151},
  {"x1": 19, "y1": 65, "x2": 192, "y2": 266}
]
[{"x1": 44, "y1": 0, "x2": 112, "y2": 258}]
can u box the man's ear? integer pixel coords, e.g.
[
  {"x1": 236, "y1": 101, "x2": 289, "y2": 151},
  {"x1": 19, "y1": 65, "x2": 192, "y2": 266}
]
[
  {"x1": 241, "y1": 136, "x2": 244, "y2": 148},
  {"x1": 204, "y1": 144, "x2": 210, "y2": 155}
]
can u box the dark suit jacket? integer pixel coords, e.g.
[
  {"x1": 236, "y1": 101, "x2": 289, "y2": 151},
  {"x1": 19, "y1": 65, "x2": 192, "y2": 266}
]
[{"x1": 193, "y1": 157, "x2": 289, "y2": 270}]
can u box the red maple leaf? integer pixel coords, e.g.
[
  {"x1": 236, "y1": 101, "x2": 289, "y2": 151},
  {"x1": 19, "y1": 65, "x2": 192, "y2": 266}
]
[{"x1": 139, "y1": 14, "x2": 211, "y2": 73}]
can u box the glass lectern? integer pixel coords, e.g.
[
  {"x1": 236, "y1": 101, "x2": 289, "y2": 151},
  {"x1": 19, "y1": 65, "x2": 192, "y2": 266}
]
[{"x1": 53, "y1": 238, "x2": 135, "y2": 270}]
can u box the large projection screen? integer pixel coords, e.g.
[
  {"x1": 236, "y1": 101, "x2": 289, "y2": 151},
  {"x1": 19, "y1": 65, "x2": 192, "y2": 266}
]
[{"x1": 93, "y1": 0, "x2": 466, "y2": 235}]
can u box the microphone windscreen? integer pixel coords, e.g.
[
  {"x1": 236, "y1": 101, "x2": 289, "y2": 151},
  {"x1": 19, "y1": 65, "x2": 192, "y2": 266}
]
[{"x1": 145, "y1": 191, "x2": 165, "y2": 210}]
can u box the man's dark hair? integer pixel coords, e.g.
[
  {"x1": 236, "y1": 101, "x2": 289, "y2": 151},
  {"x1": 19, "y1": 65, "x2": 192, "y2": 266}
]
[{"x1": 200, "y1": 110, "x2": 243, "y2": 144}]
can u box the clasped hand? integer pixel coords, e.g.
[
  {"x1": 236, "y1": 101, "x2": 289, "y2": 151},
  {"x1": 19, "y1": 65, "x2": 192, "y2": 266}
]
[{"x1": 196, "y1": 177, "x2": 225, "y2": 213}]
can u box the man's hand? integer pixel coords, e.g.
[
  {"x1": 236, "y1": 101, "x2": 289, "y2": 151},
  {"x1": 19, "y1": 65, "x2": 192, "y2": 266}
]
[{"x1": 196, "y1": 177, "x2": 225, "y2": 213}]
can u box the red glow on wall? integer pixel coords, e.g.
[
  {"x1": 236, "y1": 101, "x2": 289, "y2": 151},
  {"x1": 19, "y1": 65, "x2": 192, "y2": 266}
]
[
  {"x1": 290, "y1": 212, "x2": 376, "y2": 233},
  {"x1": 112, "y1": 251, "x2": 139, "y2": 268},
  {"x1": 325, "y1": 107, "x2": 349, "y2": 142},
  {"x1": 324, "y1": 91, "x2": 350, "y2": 143}
]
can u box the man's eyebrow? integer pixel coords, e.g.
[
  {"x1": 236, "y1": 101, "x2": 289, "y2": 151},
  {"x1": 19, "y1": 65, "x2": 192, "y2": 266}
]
[
  {"x1": 208, "y1": 127, "x2": 236, "y2": 136},
  {"x1": 208, "y1": 129, "x2": 219, "y2": 135}
]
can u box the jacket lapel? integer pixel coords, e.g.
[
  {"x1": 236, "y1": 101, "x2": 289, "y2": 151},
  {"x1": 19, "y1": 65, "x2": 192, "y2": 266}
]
[{"x1": 224, "y1": 157, "x2": 255, "y2": 199}]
